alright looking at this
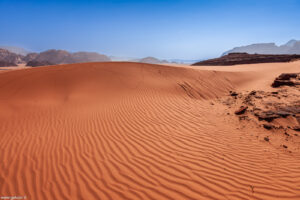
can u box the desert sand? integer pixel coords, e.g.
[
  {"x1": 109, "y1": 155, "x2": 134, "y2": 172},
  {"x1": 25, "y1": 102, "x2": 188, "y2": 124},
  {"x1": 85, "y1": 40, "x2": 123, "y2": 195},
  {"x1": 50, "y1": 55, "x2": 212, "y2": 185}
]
[{"x1": 0, "y1": 61, "x2": 300, "y2": 199}]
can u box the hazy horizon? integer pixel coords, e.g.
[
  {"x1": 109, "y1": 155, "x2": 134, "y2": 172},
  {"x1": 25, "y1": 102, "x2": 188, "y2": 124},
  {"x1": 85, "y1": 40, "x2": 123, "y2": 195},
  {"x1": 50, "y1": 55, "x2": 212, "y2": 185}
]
[{"x1": 1, "y1": 0, "x2": 300, "y2": 60}]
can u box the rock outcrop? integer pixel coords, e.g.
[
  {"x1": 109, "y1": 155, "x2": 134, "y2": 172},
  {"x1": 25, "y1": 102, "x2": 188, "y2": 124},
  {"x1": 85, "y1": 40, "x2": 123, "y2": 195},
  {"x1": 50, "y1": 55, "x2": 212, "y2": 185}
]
[
  {"x1": 219, "y1": 81, "x2": 300, "y2": 151},
  {"x1": 271, "y1": 73, "x2": 300, "y2": 88},
  {"x1": 192, "y1": 53, "x2": 300, "y2": 66},
  {"x1": 25, "y1": 49, "x2": 111, "y2": 66},
  {"x1": 0, "y1": 49, "x2": 24, "y2": 67},
  {"x1": 0, "y1": 46, "x2": 31, "y2": 56},
  {"x1": 0, "y1": 61, "x2": 18, "y2": 67},
  {"x1": 234, "y1": 106, "x2": 248, "y2": 115},
  {"x1": 23, "y1": 53, "x2": 39, "y2": 63}
]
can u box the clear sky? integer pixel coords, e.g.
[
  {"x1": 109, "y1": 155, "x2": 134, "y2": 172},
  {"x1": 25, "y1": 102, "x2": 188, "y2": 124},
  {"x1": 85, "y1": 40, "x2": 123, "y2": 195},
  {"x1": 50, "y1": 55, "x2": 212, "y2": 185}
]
[{"x1": 1, "y1": 0, "x2": 300, "y2": 59}]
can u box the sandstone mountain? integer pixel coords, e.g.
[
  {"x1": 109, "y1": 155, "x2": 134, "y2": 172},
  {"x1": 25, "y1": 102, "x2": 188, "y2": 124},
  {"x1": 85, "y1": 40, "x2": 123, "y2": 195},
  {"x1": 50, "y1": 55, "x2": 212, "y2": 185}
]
[
  {"x1": 23, "y1": 53, "x2": 39, "y2": 63},
  {"x1": 135, "y1": 56, "x2": 168, "y2": 64},
  {"x1": 223, "y1": 40, "x2": 300, "y2": 55},
  {"x1": 0, "y1": 48, "x2": 24, "y2": 67},
  {"x1": 26, "y1": 49, "x2": 111, "y2": 66},
  {"x1": 71, "y1": 52, "x2": 110, "y2": 63},
  {"x1": 0, "y1": 46, "x2": 31, "y2": 56}
]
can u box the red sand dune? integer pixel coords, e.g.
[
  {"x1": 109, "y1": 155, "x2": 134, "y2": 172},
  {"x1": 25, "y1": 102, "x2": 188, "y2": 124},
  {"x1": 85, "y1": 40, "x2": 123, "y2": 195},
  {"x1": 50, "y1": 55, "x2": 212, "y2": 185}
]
[{"x1": 0, "y1": 62, "x2": 300, "y2": 199}]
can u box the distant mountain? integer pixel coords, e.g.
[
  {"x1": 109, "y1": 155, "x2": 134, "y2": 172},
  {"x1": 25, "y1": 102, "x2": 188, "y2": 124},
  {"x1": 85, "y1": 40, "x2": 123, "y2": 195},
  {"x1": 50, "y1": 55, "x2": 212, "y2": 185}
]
[
  {"x1": 71, "y1": 52, "x2": 110, "y2": 63},
  {"x1": 134, "y1": 57, "x2": 168, "y2": 64},
  {"x1": 23, "y1": 53, "x2": 39, "y2": 63},
  {"x1": 26, "y1": 49, "x2": 111, "y2": 66},
  {"x1": 110, "y1": 56, "x2": 172, "y2": 64},
  {"x1": 167, "y1": 59, "x2": 201, "y2": 64},
  {"x1": 0, "y1": 48, "x2": 24, "y2": 67},
  {"x1": 31, "y1": 50, "x2": 70, "y2": 64},
  {"x1": 0, "y1": 46, "x2": 31, "y2": 56},
  {"x1": 223, "y1": 40, "x2": 300, "y2": 56},
  {"x1": 0, "y1": 46, "x2": 197, "y2": 66},
  {"x1": 284, "y1": 39, "x2": 298, "y2": 47},
  {"x1": 109, "y1": 56, "x2": 137, "y2": 61}
]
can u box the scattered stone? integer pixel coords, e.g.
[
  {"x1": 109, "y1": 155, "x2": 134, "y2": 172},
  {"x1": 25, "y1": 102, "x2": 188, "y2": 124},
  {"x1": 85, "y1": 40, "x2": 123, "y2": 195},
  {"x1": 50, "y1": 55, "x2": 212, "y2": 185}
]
[
  {"x1": 272, "y1": 80, "x2": 295, "y2": 88},
  {"x1": 276, "y1": 111, "x2": 291, "y2": 118},
  {"x1": 235, "y1": 106, "x2": 248, "y2": 115},
  {"x1": 230, "y1": 91, "x2": 238, "y2": 96},
  {"x1": 263, "y1": 124, "x2": 273, "y2": 130},
  {"x1": 221, "y1": 77, "x2": 300, "y2": 147},
  {"x1": 255, "y1": 111, "x2": 280, "y2": 122},
  {"x1": 278, "y1": 73, "x2": 299, "y2": 80},
  {"x1": 239, "y1": 116, "x2": 248, "y2": 120},
  {"x1": 292, "y1": 126, "x2": 300, "y2": 131},
  {"x1": 253, "y1": 107, "x2": 261, "y2": 111},
  {"x1": 271, "y1": 73, "x2": 300, "y2": 88},
  {"x1": 243, "y1": 95, "x2": 254, "y2": 106},
  {"x1": 255, "y1": 109, "x2": 293, "y2": 122},
  {"x1": 278, "y1": 126, "x2": 284, "y2": 129},
  {"x1": 280, "y1": 106, "x2": 300, "y2": 115},
  {"x1": 284, "y1": 132, "x2": 290, "y2": 136}
]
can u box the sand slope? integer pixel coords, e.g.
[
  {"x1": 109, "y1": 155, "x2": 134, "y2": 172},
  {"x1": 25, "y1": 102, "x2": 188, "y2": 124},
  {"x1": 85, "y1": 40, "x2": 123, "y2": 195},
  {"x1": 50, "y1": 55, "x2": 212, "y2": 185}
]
[{"x1": 0, "y1": 62, "x2": 300, "y2": 199}]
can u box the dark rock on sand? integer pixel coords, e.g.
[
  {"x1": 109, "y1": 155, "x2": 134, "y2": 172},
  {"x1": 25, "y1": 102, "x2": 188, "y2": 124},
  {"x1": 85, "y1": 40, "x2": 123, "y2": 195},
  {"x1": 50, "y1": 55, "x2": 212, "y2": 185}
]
[
  {"x1": 278, "y1": 73, "x2": 299, "y2": 80},
  {"x1": 276, "y1": 111, "x2": 292, "y2": 118},
  {"x1": 272, "y1": 80, "x2": 295, "y2": 88},
  {"x1": 272, "y1": 73, "x2": 300, "y2": 88},
  {"x1": 256, "y1": 110, "x2": 292, "y2": 122},
  {"x1": 292, "y1": 126, "x2": 300, "y2": 131},
  {"x1": 263, "y1": 124, "x2": 273, "y2": 130},
  {"x1": 255, "y1": 111, "x2": 281, "y2": 122},
  {"x1": 235, "y1": 106, "x2": 248, "y2": 115},
  {"x1": 230, "y1": 91, "x2": 238, "y2": 96}
]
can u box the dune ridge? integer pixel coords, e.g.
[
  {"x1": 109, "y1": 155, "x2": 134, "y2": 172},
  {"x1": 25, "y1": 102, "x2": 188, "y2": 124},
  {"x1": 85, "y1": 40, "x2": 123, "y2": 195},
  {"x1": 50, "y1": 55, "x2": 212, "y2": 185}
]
[{"x1": 0, "y1": 62, "x2": 300, "y2": 199}]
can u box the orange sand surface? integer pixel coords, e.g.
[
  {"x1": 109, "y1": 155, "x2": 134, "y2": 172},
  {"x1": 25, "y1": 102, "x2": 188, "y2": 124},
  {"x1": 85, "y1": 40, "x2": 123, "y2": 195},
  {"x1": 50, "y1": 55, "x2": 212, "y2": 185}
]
[{"x1": 0, "y1": 62, "x2": 300, "y2": 199}]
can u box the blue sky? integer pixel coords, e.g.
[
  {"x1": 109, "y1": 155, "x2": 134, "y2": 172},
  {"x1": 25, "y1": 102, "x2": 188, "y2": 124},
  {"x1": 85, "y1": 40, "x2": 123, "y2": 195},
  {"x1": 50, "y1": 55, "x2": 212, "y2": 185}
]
[{"x1": 1, "y1": 0, "x2": 300, "y2": 59}]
